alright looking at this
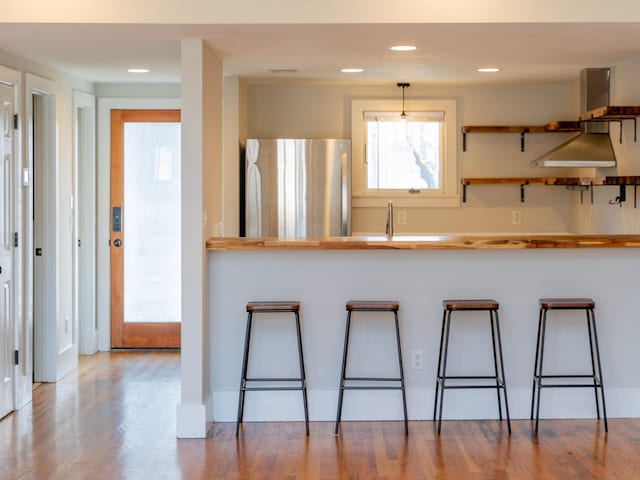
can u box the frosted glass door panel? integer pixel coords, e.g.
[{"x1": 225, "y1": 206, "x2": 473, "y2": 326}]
[{"x1": 123, "y1": 122, "x2": 181, "y2": 323}]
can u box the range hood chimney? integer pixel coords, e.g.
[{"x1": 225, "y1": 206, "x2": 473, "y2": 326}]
[{"x1": 531, "y1": 68, "x2": 616, "y2": 168}]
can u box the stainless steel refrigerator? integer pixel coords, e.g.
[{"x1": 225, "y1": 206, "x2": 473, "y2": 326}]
[{"x1": 244, "y1": 139, "x2": 351, "y2": 238}]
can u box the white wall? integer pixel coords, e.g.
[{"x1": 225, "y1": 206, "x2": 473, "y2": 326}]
[{"x1": 244, "y1": 80, "x2": 580, "y2": 234}]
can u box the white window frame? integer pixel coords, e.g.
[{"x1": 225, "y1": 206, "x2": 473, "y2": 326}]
[{"x1": 352, "y1": 98, "x2": 459, "y2": 207}]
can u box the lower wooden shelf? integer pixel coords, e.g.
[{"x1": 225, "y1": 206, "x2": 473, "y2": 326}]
[{"x1": 461, "y1": 176, "x2": 640, "y2": 205}]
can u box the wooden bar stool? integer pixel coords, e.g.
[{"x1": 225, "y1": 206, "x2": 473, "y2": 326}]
[
  {"x1": 531, "y1": 298, "x2": 607, "y2": 435},
  {"x1": 433, "y1": 299, "x2": 511, "y2": 434},
  {"x1": 335, "y1": 301, "x2": 408, "y2": 435},
  {"x1": 236, "y1": 301, "x2": 309, "y2": 436}
]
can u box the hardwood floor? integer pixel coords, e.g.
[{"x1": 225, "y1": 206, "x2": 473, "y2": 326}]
[{"x1": 1, "y1": 351, "x2": 639, "y2": 479}]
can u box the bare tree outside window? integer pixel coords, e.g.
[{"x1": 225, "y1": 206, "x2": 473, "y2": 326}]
[{"x1": 366, "y1": 111, "x2": 443, "y2": 192}]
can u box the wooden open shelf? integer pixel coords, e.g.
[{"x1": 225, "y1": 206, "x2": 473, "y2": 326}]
[
  {"x1": 461, "y1": 176, "x2": 640, "y2": 205},
  {"x1": 462, "y1": 176, "x2": 640, "y2": 186},
  {"x1": 580, "y1": 106, "x2": 640, "y2": 121},
  {"x1": 462, "y1": 106, "x2": 640, "y2": 151},
  {"x1": 461, "y1": 121, "x2": 581, "y2": 135}
]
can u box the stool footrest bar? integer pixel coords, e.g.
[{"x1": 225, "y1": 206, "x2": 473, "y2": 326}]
[
  {"x1": 245, "y1": 377, "x2": 303, "y2": 382},
  {"x1": 243, "y1": 386, "x2": 305, "y2": 391},
  {"x1": 344, "y1": 376, "x2": 402, "y2": 382},
  {"x1": 343, "y1": 386, "x2": 404, "y2": 390}
]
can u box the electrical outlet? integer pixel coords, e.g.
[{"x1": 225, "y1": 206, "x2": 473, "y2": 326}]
[
  {"x1": 512, "y1": 210, "x2": 521, "y2": 225},
  {"x1": 412, "y1": 350, "x2": 424, "y2": 370},
  {"x1": 398, "y1": 210, "x2": 407, "y2": 225}
]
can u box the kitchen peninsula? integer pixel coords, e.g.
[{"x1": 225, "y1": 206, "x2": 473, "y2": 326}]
[{"x1": 203, "y1": 234, "x2": 640, "y2": 430}]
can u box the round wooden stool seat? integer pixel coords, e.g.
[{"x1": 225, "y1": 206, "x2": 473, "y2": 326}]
[
  {"x1": 443, "y1": 299, "x2": 499, "y2": 310},
  {"x1": 246, "y1": 301, "x2": 300, "y2": 312},
  {"x1": 539, "y1": 298, "x2": 595, "y2": 309},
  {"x1": 346, "y1": 301, "x2": 399, "y2": 311}
]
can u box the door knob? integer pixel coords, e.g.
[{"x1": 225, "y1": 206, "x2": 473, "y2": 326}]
[{"x1": 113, "y1": 239, "x2": 122, "y2": 247}]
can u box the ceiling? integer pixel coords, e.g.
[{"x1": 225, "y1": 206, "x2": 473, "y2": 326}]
[{"x1": 2, "y1": 23, "x2": 640, "y2": 84}]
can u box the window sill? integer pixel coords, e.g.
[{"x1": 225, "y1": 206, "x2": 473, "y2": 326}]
[{"x1": 352, "y1": 194, "x2": 461, "y2": 208}]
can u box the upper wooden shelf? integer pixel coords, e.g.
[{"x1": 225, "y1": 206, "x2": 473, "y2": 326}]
[
  {"x1": 461, "y1": 121, "x2": 581, "y2": 134},
  {"x1": 580, "y1": 106, "x2": 640, "y2": 121},
  {"x1": 462, "y1": 106, "x2": 640, "y2": 151}
]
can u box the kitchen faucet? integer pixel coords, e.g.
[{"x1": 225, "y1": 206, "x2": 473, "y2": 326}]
[{"x1": 385, "y1": 200, "x2": 394, "y2": 238}]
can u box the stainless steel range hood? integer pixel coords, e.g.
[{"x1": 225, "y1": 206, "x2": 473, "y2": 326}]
[{"x1": 531, "y1": 68, "x2": 616, "y2": 168}]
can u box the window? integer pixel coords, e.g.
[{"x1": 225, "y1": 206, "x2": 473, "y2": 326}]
[
  {"x1": 365, "y1": 111, "x2": 443, "y2": 191},
  {"x1": 352, "y1": 99, "x2": 459, "y2": 207}
]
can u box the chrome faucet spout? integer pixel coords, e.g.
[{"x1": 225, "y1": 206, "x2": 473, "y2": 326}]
[{"x1": 385, "y1": 200, "x2": 394, "y2": 238}]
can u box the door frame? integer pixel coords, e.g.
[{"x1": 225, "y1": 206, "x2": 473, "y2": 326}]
[
  {"x1": 27, "y1": 74, "x2": 62, "y2": 383},
  {"x1": 73, "y1": 90, "x2": 97, "y2": 355},
  {"x1": 0, "y1": 65, "x2": 20, "y2": 411},
  {"x1": 96, "y1": 98, "x2": 180, "y2": 351}
]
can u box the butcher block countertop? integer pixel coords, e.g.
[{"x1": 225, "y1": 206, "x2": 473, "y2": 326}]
[{"x1": 206, "y1": 234, "x2": 640, "y2": 251}]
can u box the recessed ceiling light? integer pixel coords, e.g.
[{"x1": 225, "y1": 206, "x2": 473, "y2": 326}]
[
  {"x1": 390, "y1": 45, "x2": 417, "y2": 52},
  {"x1": 341, "y1": 68, "x2": 364, "y2": 73},
  {"x1": 478, "y1": 67, "x2": 500, "y2": 73},
  {"x1": 128, "y1": 68, "x2": 150, "y2": 74}
]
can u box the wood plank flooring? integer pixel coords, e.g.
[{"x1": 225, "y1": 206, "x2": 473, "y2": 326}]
[{"x1": 1, "y1": 351, "x2": 640, "y2": 479}]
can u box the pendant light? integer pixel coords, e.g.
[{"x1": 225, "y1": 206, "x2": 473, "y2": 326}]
[{"x1": 397, "y1": 82, "x2": 410, "y2": 119}]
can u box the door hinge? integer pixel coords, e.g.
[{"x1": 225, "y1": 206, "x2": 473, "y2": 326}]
[
  {"x1": 13, "y1": 232, "x2": 18, "y2": 247},
  {"x1": 13, "y1": 113, "x2": 18, "y2": 130},
  {"x1": 14, "y1": 350, "x2": 19, "y2": 365}
]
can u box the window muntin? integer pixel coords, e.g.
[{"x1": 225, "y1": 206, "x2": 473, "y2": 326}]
[{"x1": 365, "y1": 111, "x2": 444, "y2": 192}]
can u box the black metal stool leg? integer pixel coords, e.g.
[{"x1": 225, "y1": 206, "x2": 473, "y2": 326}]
[
  {"x1": 589, "y1": 308, "x2": 608, "y2": 432},
  {"x1": 393, "y1": 310, "x2": 409, "y2": 435},
  {"x1": 437, "y1": 309, "x2": 453, "y2": 434},
  {"x1": 433, "y1": 308, "x2": 448, "y2": 421},
  {"x1": 334, "y1": 311, "x2": 352, "y2": 435},
  {"x1": 531, "y1": 307, "x2": 544, "y2": 420},
  {"x1": 294, "y1": 311, "x2": 310, "y2": 436},
  {"x1": 585, "y1": 308, "x2": 601, "y2": 420},
  {"x1": 489, "y1": 309, "x2": 503, "y2": 421},
  {"x1": 493, "y1": 309, "x2": 511, "y2": 434},
  {"x1": 534, "y1": 309, "x2": 548, "y2": 436},
  {"x1": 236, "y1": 312, "x2": 254, "y2": 436}
]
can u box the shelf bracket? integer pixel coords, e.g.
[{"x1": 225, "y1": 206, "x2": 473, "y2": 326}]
[
  {"x1": 609, "y1": 184, "x2": 626, "y2": 206},
  {"x1": 635, "y1": 185, "x2": 637, "y2": 209},
  {"x1": 462, "y1": 132, "x2": 467, "y2": 152},
  {"x1": 520, "y1": 132, "x2": 526, "y2": 152},
  {"x1": 590, "y1": 184, "x2": 594, "y2": 205},
  {"x1": 634, "y1": 118, "x2": 637, "y2": 143},
  {"x1": 462, "y1": 182, "x2": 467, "y2": 203},
  {"x1": 616, "y1": 120, "x2": 623, "y2": 144},
  {"x1": 520, "y1": 184, "x2": 526, "y2": 202}
]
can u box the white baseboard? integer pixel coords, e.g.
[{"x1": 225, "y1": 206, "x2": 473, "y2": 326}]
[{"x1": 210, "y1": 387, "x2": 640, "y2": 422}]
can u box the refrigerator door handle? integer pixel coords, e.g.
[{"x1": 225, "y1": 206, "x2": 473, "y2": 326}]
[{"x1": 341, "y1": 151, "x2": 351, "y2": 236}]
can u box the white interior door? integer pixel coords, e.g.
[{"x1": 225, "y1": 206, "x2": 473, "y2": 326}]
[{"x1": 0, "y1": 82, "x2": 15, "y2": 418}]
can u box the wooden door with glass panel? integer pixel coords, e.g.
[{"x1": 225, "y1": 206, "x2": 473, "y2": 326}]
[{"x1": 110, "y1": 109, "x2": 181, "y2": 348}]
